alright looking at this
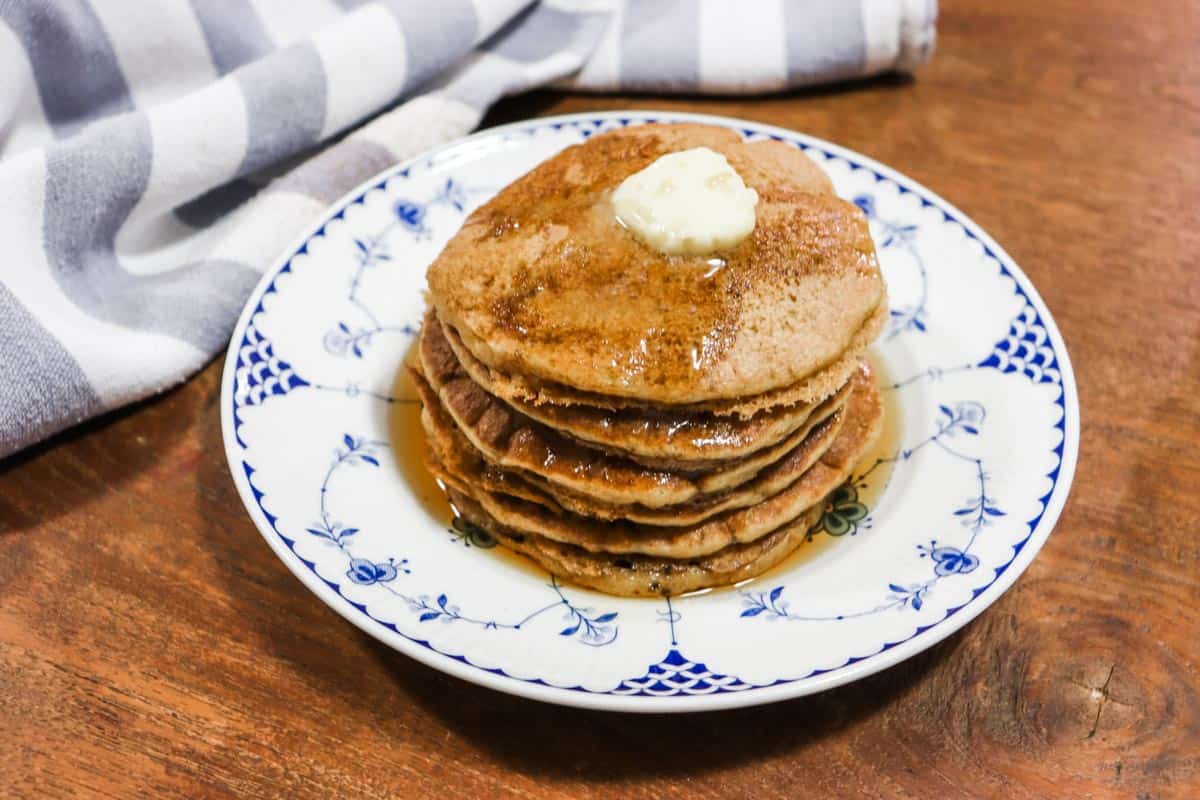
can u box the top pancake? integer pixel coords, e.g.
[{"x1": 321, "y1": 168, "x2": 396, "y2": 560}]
[
  {"x1": 427, "y1": 122, "x2": 886, "y2": 405},
  {"x1": 443, "y1": 301, "x2": 885, "y2": 420}
]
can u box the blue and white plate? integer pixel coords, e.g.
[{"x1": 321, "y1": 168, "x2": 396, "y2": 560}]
[{"x1": 221, "y1": 112, "x2": 1078, "y2": 712}]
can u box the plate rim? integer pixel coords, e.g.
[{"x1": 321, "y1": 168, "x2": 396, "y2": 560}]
[{"x1": 220, "y1": 110, "x2": 1080, "y2": 713}]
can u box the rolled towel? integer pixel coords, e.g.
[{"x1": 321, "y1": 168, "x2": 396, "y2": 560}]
[{"x1": 564, "y1": 0, "x2": 938, "y2": 94}]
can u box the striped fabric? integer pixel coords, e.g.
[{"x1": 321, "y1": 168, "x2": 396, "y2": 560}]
[{"x1": 0, "y1": 0, "x2": 936, "y2": 458}]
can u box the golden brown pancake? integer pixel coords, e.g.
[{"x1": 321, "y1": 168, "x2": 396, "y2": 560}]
[
  {"x1": 427, "y1": 122, "x2": 887, "y2": 404},
  {"x1": 419, "y1": 367, "x2": 847, "y2": 526},
  {"x1": 416, "y1": 331, "x2": 852, "y2": 508},
  {"x1": 432, "y1": 313, "x2": 829, "y2": 465},
  {"x1": 500, "y1": 410, "x2": 845, "y2": 526},
  {"x1": 426, "y1": 367, "x2": 881, "y2": 559},
  {"x1": 441, "y1": 302, "x2": 885, "y2": 420},
  {"x1": 449, "y1": 487, "x2": 826, "y2": 598}
]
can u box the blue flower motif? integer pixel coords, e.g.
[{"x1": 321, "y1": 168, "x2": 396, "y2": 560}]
[
  {"x1": 917, "y1": 541, "x2": 980, "y2": 576},
  {"x1": 346, "y1": 557, "x2": 399, "y2": 585},
  {"x1": 814, "y1": 484, "x2": 869, "y2": 537},
  {"x1": 394, "y1": 200, "x2": 427, "y2": 232},
  {"x1": 853, "y1": 194, "x2": 876, "y2": 218},
  {"x1": 930, "y1": 546, "x2": 979, "y2": 576},
  {"x1": 450, "y1": 515, "x2": 496, "y2": 548}
]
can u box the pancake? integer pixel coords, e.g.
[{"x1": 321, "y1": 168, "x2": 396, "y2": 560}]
[
  {"x1": 500, "y1": 409, "x2": 845, "y2": 526},
  {"x1": 419, "y1": 367, "x2": 848, "y2": 526},
  {"x1": 449, "y1": 487, "x2": 826, "y2": 598},
  {"x1": 434, "y1": 313, "x2": 829, "y2": 465},
  {"x1": 427, "y1": 366, "x2": 881, "y2": 559},
  {"x1": 427, "y1": 122, "x2": 886, "y2": 404},
  {"x1": 417, "y1": 320, "x2": 853, "y2": 508},
  {"x1": 442, "y1": 301, "x2": 885, "y2": 420}
]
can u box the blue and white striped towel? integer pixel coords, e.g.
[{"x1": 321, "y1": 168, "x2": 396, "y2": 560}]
[{"x1": 0, "y1": 0, "x2": 936, "y2": 458}]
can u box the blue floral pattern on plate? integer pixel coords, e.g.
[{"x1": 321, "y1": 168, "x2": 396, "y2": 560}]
[{"x1": 221, "y1": 112, "x2": 1079, "y2": 712}]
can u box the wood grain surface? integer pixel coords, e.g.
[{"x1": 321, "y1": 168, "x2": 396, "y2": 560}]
[{"x1": 2, "y1": 1, "x2": 1198, "y2": 797}]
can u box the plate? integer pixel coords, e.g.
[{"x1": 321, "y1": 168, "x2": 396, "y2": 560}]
[{"x1": 221, "y1": 112, "x2": 1078, "y2": 712}]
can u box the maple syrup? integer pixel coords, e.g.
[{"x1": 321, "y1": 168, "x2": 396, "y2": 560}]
[
  {"x1": 389, "y1": 345, "x2": 452, "y2": 526},
  {"x1": 851, "y1": 352, "x2": 903, "y2": 511},
  {"x1": 390, "y1": 346, "x2": 545, "y2": 577},
  {"x1": 391, "y1": 336, "x2": 903, "y2": 596},
  {"x1": 710, "y1": 351, "x2": 903, "y2": 594}
]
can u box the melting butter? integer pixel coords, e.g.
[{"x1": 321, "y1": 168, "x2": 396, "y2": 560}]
[{"x1": 612, "y1": 147, "x2": 758, "y2": 256}]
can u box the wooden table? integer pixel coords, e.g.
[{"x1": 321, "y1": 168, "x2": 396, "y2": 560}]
[{"x1": 3, "y1": 2, "x2": 1198, "y2": 797}]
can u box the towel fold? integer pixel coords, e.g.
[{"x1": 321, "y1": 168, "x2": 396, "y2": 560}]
[{"x1": 0, "y1": 0, "x2": 936, "y2": 458}]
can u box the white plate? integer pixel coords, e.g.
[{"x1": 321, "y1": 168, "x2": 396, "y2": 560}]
[{"x1": 221, "y1": 112, "x2": 1078, "y2": 712}]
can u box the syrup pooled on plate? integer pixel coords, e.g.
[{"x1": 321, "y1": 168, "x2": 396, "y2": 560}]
[
  {"x1": 389, "y1": 351, "x2": 452, "y2": 526},
  {"x1": 847, "y1": 354, "x2": 902, "y2": 511},
  {"x1": 390, "y1": 351, "x2": 548, "y2": 579},
  {"x1": 713, "y1": 353, "x2": 902, "y2": 595}
]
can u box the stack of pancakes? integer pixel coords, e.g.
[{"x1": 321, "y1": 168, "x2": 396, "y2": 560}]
[{"x1": 413, "y1": 123, "x2": 887, "y2": 597}]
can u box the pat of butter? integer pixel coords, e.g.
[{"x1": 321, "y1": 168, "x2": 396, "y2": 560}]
[{"x1": 611, "y1": 147, "x2": 758, "y2": 256}]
